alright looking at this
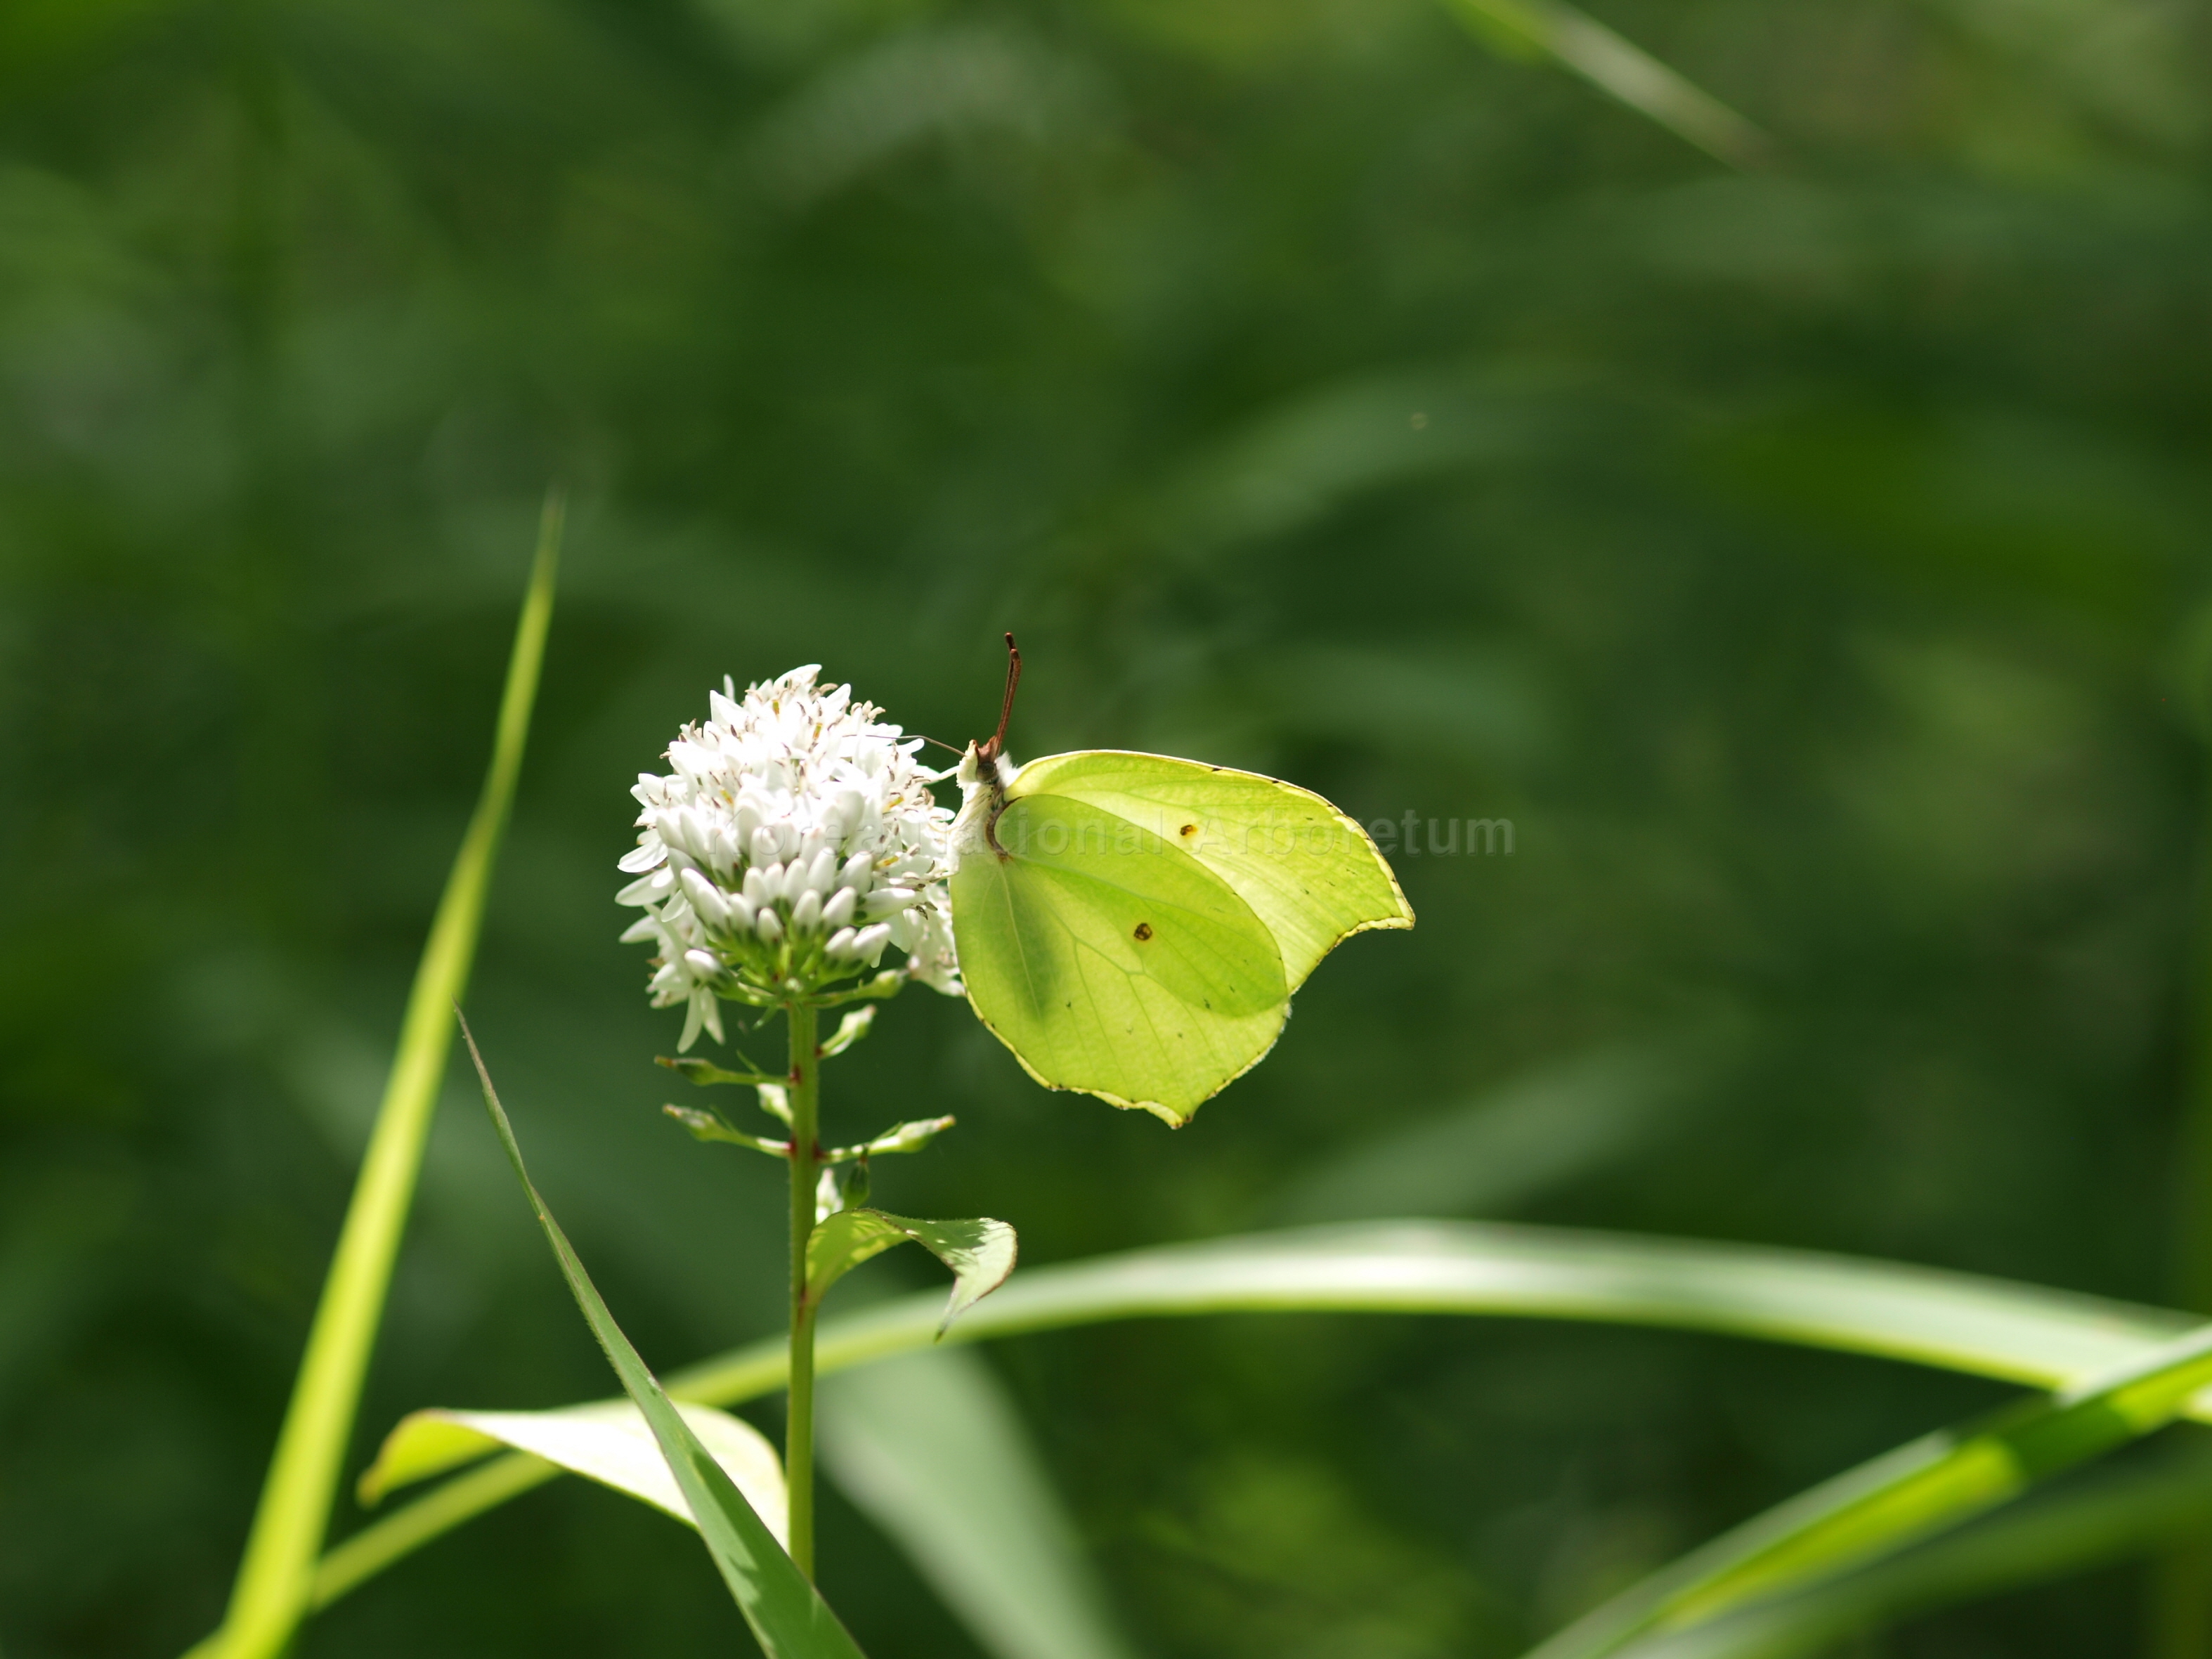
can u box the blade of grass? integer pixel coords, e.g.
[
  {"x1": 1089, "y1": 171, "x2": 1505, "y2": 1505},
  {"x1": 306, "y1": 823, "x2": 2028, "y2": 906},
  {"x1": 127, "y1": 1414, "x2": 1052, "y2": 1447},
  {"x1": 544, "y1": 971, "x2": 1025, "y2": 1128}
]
[
  {"x1": 185, "y1": 493, "x2": 562, "y2": 1659},
  {"x1": 1528, "y1": 1317, "x2": 2212, "y2": 1659},
  {"x1": 1439, "y1": 0, "x2": 1768, "y2": 167},
  {"x1": 459, "y1": 1015, "x2": 866, "y2": 1659},
  {"x1": 310, "y1": 1221, "x2": 2212, "y2": 1603},
  {"x1": 819, "y1": 1346, "x2": 1139, "y2": 1659},
  {"x1": 1608, "y1": 1441, "x2": 2212, "y2": 1659}
]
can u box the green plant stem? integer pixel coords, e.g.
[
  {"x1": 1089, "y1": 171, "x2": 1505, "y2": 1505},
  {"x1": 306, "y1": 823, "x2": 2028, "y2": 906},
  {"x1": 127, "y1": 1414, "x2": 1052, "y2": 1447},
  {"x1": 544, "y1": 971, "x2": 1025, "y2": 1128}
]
[
  {"x1": 786, "y1": 998, "x2": 821, "y2": 1579},
  {"x1": 186, "y1": 494, "x2": 560, "y2": 1659}
]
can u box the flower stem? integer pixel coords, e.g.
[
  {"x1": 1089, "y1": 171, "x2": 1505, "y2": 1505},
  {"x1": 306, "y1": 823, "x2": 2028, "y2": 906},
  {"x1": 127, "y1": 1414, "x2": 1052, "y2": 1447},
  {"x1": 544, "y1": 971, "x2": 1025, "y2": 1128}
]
[{"x1": 784, "y1": 998, "x2": 820, "y2": 1579}]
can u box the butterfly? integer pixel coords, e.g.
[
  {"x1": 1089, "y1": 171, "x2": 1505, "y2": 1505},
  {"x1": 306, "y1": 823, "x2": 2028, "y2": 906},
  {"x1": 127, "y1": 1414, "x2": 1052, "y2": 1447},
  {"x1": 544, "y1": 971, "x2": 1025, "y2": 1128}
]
[{"x1": 949, "y1": 636, "x2": 1412, "y2": 1125}]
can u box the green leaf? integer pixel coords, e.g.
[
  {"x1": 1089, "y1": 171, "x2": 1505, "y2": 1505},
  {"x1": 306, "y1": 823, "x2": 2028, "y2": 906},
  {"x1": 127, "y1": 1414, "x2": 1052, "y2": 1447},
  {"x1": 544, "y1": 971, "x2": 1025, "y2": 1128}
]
[
  {"x1": 808, "y1": 1209, "x2": 1017, "y2": 1334},
  {"x1": 820, "y1": 1346, "x2": 1138, "y2": 1659},
  {"x1": 1528, "y1": 1316, "x2": 2212, "y2": 1659},
  {"x1": 360, "y1": 1400, "x2": 786, "y2": 1542},
  {"x1": 185, "y1": 495, "x2": 561, "y2": 1659},
  {"x1": 1596, "y1": 1441, "x2": 2212, "y2": 1659},
  {"x1": 659, "y1": 1055, "x2": 780, "y2": 1088},
  {"x1": 460, "y1": 1016, "x2": 866, "y2": 1659},
  {"x1": 315, "y1": 1221, "x2": 2211, "y2": 1613}
]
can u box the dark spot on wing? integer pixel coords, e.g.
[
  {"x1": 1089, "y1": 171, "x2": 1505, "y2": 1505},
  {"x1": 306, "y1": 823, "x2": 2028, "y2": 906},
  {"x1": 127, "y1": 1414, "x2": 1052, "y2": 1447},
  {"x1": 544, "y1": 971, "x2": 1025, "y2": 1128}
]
[
  {"x1": 1133, "y1": 921, "x2": 1154, "y2": 941},
  {"x1": 1180, "y1": 823, "x2": 1198, "y2": 838}
]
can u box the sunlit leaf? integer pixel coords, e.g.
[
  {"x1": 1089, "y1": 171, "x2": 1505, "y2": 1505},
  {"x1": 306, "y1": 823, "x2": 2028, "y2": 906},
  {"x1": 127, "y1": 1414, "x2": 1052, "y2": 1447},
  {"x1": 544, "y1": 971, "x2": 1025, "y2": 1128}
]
[
  {"x1": 315, "y1": 1221, "x2": 2212, "y2": 1607},
  {"x1": 360, "y1": 1400, "x2": 786, "y2": 1544},
  {"x1": 1596, "y1": 1441, "x2": 2212, "y2": 1659},
  {"x1": 1528, "y1": 1318, "x2": 2212, "y2": 1658},
  {"x1": 808, "y1": 1210, "x2": 1017, "y2": 1334}
]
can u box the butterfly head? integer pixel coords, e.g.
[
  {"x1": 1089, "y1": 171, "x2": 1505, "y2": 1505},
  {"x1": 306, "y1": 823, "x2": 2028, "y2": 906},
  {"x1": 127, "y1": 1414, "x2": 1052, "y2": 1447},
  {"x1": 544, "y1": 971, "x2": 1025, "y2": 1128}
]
[{"x1": 952, "y1": 634, "x2": 1023, "y2": 861}]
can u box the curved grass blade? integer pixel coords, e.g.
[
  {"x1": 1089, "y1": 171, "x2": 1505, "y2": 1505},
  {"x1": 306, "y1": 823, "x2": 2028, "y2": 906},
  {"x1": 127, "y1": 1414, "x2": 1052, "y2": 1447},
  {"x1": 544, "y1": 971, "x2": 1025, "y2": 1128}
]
[
  {"x1": 819, "y1": 1346, "x2": 1138, "y2": 1659},
  {"x1": 1439, "y1": 0, "x2": 1767, "y2": 167},
  {"x1": 186, "y1": 494, "x2": 561, "y2": 1659},
  {"x1": 1529, "y1": 1318, "x2": 2212, "y2": 1659},
  {"x1": 360, "y1": 1400, "x2": 786, "y2": 1543},
  {"x1": 460, "y1": 1015, "x2": 865, "y2": 1659},
  {"x1": 313, "y1": 1221, "x2": 2212, "y2": 1608},
  {"x1": 1606, "y1": 1441, "x2": 2212, "y2": 1659}
]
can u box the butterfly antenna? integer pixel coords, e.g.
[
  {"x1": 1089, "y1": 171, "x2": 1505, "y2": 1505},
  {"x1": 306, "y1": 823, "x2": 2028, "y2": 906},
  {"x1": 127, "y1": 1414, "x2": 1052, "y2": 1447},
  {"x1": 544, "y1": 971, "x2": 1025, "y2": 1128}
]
[
  {"x1": 982, "y1": 632, "x2": 1022, "y2": 761},
  {"x1": 913, "y1": 733, "x2": 965, "y2": 756}
]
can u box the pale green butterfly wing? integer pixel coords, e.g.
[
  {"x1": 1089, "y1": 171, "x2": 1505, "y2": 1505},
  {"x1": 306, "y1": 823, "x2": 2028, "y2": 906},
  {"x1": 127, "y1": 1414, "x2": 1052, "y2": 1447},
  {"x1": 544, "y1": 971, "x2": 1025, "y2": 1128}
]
[
  {"x1": 951, "y1": 793, "x2": 1289, "y2": 1124},
  {"x1": 1008, "y1": 751, "x2": 1413, "y2": 989}
]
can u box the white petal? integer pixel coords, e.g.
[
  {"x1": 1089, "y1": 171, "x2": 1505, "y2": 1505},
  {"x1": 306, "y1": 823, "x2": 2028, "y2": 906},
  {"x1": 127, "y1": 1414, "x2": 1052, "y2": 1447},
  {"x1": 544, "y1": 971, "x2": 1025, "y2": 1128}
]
[
  {"x1": 618, "y1": 841, "x2": 665, "y2": 874},
  {"x1": 616, "y1": 870, "x2": 672, "y2": 906},
  {"x1": 618, "y1": 915, "x2": 661, "y2": 945}
]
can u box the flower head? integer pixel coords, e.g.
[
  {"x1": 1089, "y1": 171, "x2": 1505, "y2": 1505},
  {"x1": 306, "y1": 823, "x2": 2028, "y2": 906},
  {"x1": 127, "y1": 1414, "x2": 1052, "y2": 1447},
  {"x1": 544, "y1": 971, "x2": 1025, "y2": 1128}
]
[{"x1": 617, "y1": 665, "x2": 961, "y2": 1048}]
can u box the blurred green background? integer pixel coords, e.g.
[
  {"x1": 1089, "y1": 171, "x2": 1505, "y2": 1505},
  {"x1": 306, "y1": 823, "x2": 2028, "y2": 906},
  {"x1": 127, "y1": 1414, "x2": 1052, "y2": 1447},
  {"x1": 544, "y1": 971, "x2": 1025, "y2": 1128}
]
[{"x1": 5, "y1": 0, "x2": 2211, "y2": 1653}]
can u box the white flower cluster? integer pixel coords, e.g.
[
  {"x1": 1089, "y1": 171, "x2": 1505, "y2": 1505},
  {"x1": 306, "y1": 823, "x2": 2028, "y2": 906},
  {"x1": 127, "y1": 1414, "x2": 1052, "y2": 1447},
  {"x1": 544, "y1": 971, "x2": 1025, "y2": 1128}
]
[{"x1": 617, "y1": 665, "x2": 961, "y2": 1049}]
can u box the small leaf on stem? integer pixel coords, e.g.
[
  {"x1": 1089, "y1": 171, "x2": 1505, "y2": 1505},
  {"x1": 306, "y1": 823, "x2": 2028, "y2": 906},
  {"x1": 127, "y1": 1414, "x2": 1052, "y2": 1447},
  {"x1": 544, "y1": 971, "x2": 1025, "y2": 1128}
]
[
  {"x1": 658, "y1": 1053, "x2": 777, "y2": 1088},
  {"x1": 664, "y1": 1103, "x2": 791, "y2": 1158},
  {"x1": 806, "y1": 1210, "x2": 1017, "y2": 1336}
]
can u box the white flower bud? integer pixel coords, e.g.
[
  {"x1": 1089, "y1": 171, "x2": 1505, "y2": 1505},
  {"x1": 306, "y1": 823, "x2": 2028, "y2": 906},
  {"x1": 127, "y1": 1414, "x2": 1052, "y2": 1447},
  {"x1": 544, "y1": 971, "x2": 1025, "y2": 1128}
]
[
  {"x1": 821, "y1": 886, "x2": 857, "y2": 930},
  {"x1": 750, "y1": 826, "x2": 779, "y2": 867},
  {"x1": 853, "y1": 923, "x2": 891, "y2": 963},
  {"x1": 824, "y1": 926, "x2": 858, "y2": 958},
  {"x1": 756, "y1": 907, "x2": 784, "y2": 944},
  {"x1": 804, "y1": 846, "x2": 837, "y2": 895},
  {"x1": 780, "y1": 860, "x2": 810, "y2": 904},
  {"x1": 684, "y1": 948, "x2": 722, "y2": 979},
  {"x1": 679, "y1": 868, "x2": 731, "y2": 930},
  {"x1": 743, "y1": 864, "x2": 778, "y2": 906},
  {"x1": 864, "y1": 887, "x2": 919, "y2": 918},
  {"x1": 838, "y1": 853, "x2": 872, "y2": 892},
  {"x1": 791, "y1": 888, "x2": 823, "y2": 931}
]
